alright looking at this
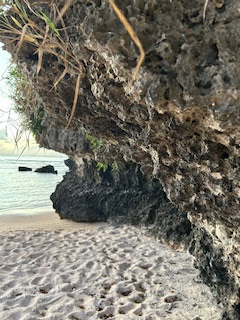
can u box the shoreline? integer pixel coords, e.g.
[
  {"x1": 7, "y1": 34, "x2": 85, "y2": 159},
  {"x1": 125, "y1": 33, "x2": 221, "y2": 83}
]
[{"x1": 0, "y1": 212, "x2": 106, "y2": 233}]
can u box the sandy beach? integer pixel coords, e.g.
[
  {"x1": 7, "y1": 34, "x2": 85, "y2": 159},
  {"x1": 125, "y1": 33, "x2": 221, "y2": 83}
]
[{"x1": 0, "y1": 213, "x2": 223, "y2": 320}]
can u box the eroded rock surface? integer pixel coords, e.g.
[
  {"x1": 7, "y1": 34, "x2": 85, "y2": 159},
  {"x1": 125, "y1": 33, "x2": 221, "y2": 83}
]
[{"x1": 1, "y1": 0, "x2": 239, "y2": 318}]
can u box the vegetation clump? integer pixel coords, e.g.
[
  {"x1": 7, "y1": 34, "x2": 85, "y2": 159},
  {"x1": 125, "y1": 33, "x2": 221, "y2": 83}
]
[
  {"x1": 85, "y1": 133, "x2": 118, "y2": 172},
  {"x1": 85, "y1": 133, "x2": 102, "y2": 150},
  {"x1": 5, "y1": 65, "x2": 44, "y2": 138},
  {"x1": 0, "y1": 0, "x2": 145, "y2": 130},
  {"x1": 97, "y1": 161, "x2": 119, "y2": 173}
]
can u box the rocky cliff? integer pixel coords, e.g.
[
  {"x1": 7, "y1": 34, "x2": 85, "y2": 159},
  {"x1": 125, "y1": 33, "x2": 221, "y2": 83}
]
[{"x1": 1, "y1": 0, "x2": 239, "y2": 319}]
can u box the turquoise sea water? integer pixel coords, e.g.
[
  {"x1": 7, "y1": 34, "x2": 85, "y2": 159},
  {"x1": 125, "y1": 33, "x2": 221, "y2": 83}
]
[{"x1": 0, "y1": 155, "x2": 68, "y2": 215}]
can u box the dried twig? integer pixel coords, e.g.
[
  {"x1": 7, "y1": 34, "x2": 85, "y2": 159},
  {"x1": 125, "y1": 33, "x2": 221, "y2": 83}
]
[
  {"x1": 52, "y1": 67, "x2": 67, "y2": 89},
  {"x1": 66, "y1": 72, "x2": 81, "y2": 129},
  {"x1": 56, "y1": 0, "x2": 74, "y2": 23},
  {"x1": 36, "y1": 24, "x2": 49, "y2": 75}
]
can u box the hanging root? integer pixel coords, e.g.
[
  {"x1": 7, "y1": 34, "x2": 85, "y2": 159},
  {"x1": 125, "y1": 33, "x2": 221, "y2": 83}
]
[{"x1": 109, "y1": 0, "x2": 145, "y2": 86}]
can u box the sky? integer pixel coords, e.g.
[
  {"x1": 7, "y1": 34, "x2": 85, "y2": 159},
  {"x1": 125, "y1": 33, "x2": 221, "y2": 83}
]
[{"x1": 0, "y1": 44, "x2": 64, "y2": 157}]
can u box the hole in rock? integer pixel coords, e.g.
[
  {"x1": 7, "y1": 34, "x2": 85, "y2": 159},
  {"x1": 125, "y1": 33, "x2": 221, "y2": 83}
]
[
  {"x1": 204, "y1": 43, "x2": 219, "y2": 66},
  {"x1": 223, "y1": 74, "x2": 231, "y2": 84},
  {"x1": 64, "y1": 73, "x2": 71, "y2": 80},
  {"x1": 191, "y1": 119, "x2": 199, "y2": 125},
  {"x1": 164, "y1": 88, "x2": 170, "y2": 100},
  {"x1": 196, "y1": 79, "x2": 212, "y2": 90},
  {"x1": 221, "y1": 152, "x2": 229, "y2": 159}
]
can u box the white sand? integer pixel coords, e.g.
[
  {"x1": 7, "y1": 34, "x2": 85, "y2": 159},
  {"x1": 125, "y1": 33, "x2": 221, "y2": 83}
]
[{"x1": 0, "y1": 215, "x2": 223, "y2": 320}]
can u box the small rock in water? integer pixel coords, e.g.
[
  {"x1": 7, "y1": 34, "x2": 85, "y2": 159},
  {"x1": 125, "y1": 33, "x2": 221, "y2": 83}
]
[
  {"x1": 18, "y1": 166, "x2": 32, "y2": 172},
  {"x1": 35, "y1": 165, "x2": 57, "y2": 174}
]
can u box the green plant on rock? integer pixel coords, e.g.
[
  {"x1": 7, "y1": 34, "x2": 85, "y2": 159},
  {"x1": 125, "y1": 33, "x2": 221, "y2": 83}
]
[
  {"x1": 86, "y1": 133, "x2": 102, "y2": 150},
  {"x1": 5, "y1": 65, "x2": 27, "y2": 113},
  {"x1": 111, "y1": 161, "x2": 119, "y2": 171},
  {"x1": 97, "y1": 162, "x2": 108, "y2": 173},
  {"x1": 96, "y1": 161, "x2": 119, "y2": 172},
  {"x1": 28, "y1": 106, "x2": 44, "y2": 138},
  {"x1": 85, "y1": 133, "x2": 118, "y2": 172}
]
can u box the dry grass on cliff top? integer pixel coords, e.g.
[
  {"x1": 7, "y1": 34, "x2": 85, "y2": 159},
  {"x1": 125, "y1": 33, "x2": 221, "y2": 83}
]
[
  {"x1": 0, "y1": 0, "x2": 145, "y2": 128},
  {"x1": 0, "y1": 0, "x2": 225, "y2": 130}
]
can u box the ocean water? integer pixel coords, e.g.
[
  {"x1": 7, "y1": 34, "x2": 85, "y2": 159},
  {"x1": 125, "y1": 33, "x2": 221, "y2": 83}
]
[{"x1": 0, "y1": 155, "x2": 68, "y2": 215}]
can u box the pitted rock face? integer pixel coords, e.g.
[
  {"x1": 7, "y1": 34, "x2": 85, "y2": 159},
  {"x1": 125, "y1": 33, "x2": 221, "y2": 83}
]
[{"x1": 1, "y1": 0, "x2": 239, "y2": 319}]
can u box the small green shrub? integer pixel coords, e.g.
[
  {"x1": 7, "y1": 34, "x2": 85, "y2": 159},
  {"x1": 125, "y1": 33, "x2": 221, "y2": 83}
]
[
  {"x1": 29, "y1": 106, "x2": 44, "y2": 138},
  {"x1": 111, "y1": 161, "x2": 119, "y2": 171},
  {"x1": 96, "y1": 161, "x2": 119, "y2": 172},
  {"x1": 97, "y1": 162, "x2": 108, "y2": 172},
  {"x1": 5, "y1": 65, "x2": 27, "y2": 113},
  {"x1": 86, "y1": 133, "x2": 102, "y2": 150},
  {"x1": 5, "y1": 65, "x2": 45, "y2": 138}
]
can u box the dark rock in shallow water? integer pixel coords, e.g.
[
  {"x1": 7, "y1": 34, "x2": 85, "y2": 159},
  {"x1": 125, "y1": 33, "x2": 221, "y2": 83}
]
[
  {"x1": 18, "y1": 166, "x2": 32, "y2": 172},
  {"x1": 35, "y1": 165, "x2": 57, "y2": 174}
]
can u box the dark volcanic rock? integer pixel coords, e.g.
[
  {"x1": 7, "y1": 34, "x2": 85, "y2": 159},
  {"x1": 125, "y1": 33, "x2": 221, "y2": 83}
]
[
  {"x1": 51, "y1": 159, "x2": 164, "y2": 223},
  {"x1": 35, "y1": 165, "x2": 57, "y2": 174},
  {"x1": 18, "y1": 166, "x2": 32, "y2": 172},
  {"x1": 52, "y1": 158, "x2": 192, "y2": 240},
  {"x1": 1, "y1": 1, "x2": 240, "y2": 318}
]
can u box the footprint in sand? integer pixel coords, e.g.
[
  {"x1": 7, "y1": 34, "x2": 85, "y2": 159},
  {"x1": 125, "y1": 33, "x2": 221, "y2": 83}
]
[
  {"x1": 102, "y1": 283, "x2": 112, "y2": 291},
  {"x1": 39, "y1": 283, "x2": 52, "y2": 294},
  {"x1": 84, "y1": 260, "x2": 94, "y2": 269},
  {"x1": 98, "y1": 306, "x2": 115, "y2": 319},
  {"x1": 133, "y1": 306, "x2": 144, "y2": 319},
  {"x1": 163, "y1": 294, "x2": 181, "y2": 303},
  {"x1": 134, "y1": 281, "x2": 147, "y2": 293},
  {"x1": 14, "y1": 294, "x2": 37, "y2": 308},
  {"x1": 130, "y1": 293, "x2": 146, "y2": 304},
  {"x1": 139, "y1": 262, "x2": 152, "y2": 270},
  {"x1": 1, "y1": 280, "x2": 17, "y2": 289},
  {"x1": 79, "y1": 247, "x2": 88, "y2": 254},
  {"x1": 78, "y1": 240, "x2": 92, "y2": 247},
  {"x1": 67, "y1": 311, "x2": 87, "y2": 319},
  {"x1": 0, "y1": 264, "x2": 17, "y2": 272},
  {"x1": 116, "y1": 284, "x2": 134, "y2": 297},
  {"x1": 117, "y1": 262, "x2": 131, "y2": 272},
  {"x1": 118, "y1": 302, "x2": 135, "y2": 314},
  {"x1": 155, "y1": 256, "x2": 164, "y2": 263}
]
